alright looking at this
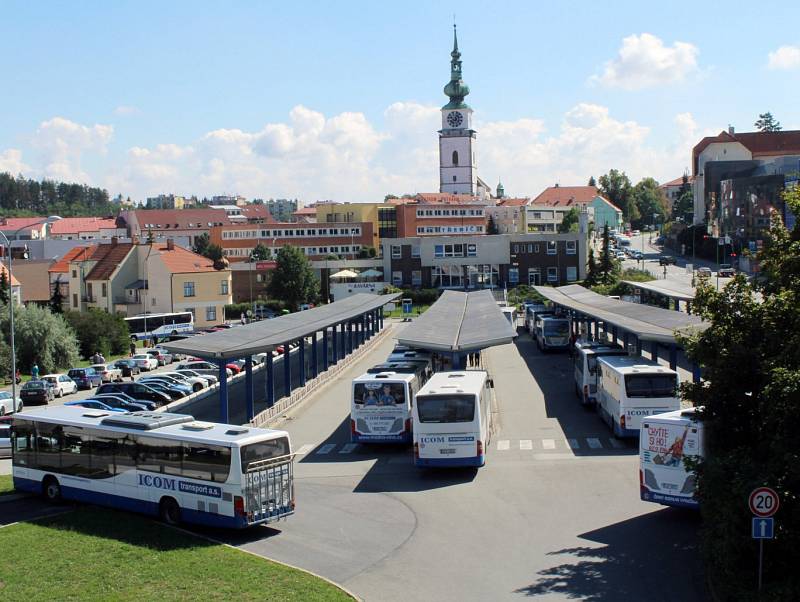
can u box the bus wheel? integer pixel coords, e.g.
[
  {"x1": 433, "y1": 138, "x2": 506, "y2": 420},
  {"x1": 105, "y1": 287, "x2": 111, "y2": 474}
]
[
  {"x1": 43, "y1": 476, "x2": 61, "y2": 502},
  {"x1": 159, "y1": 497, "x2": 181, "y2": 525}
]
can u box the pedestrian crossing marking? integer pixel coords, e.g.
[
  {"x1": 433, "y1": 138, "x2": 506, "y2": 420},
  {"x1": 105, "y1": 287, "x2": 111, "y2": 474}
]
[
  {"x1": 541, "y1": 439, "x2": 556, "y2": 450},
  {"x1": 566, "y1": 438, "x2": 579, "y2": 450},
  {"x1": 317, "y1": 443, "x2": 336, "y2": 455},
  {"x1": 497, "y1": 440, "x2": 510, "y2": 451},
  {"x1": 520, "y1": 439, "x2": 533, "y2": 450},
  {"x1": 295, "y1": 444, "x2": 315, "y2": 455},
  {"x1": 339, "y1": 443, "x2": 358, "y2": 454},
  {"x1": 586, "y1": 438, "x2": 603, "y2": 449}
]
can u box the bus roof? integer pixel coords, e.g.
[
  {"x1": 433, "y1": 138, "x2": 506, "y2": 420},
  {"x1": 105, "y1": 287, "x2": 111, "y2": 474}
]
[
  {"x1": 643, "y1": 407, "x2": 702, "y2": 425},
  {"x1": 574, "y1": 341, "x2": 627, "y2": 355},
  {"x1": 354, "y1": 371, "x2": 417, "y2": 384},
  {"x1": 125, "y1": 312, "x2": 191, "y2": 319},
  {"x1": 595, "y1": 355, "x2": 678, "y2": 375},
  {"x1": 417, "y1": 370, "x2": 487, "y2": 396},
  {"x1": 366, "y1": 362, "x2": 424, "y2": 374},
  {"x1": 14, "y1": 406, "x2": 287, "y2": 447}
]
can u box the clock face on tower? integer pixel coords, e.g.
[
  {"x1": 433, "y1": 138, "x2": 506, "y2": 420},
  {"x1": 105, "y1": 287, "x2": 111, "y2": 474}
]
[{"x1": 446, "y1": 111, "x2": 463, "y2": 128}]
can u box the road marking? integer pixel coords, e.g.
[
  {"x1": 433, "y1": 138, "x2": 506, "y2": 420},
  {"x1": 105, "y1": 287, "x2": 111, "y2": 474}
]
[
  {"x1": 520, "y1": 439, "x2": 533, "y2": 450},
  {"x1": 608, "y1": 438, "x2": 625, "y2": 449},
  {"x1": 541, "y1": 438, "x2": 556, "y2": 450},
  {"x1": 295, "y1": 444, "x2": 315, "y2": 455},
  {"x1": 586, "y1": 438, "x2": 603, "y2": 449},
  {"x1": 316, "y1": 443, "x2": 336, "y2": 455},
  {"x1": 339, "y1": 443, "x2": 358, "y2": 454},
  {"x1": 497, "y1": 440, "x2": 510, "y2": 451},
  {"x1": 566, "y1": 438, "x2": 580, "y2": 450}
]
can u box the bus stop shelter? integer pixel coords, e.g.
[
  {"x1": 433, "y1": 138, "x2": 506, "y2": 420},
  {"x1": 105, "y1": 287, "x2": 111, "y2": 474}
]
[
  {"x1": 533, "y1": 284, "x2": 707, "y2": 380},
  {"x1": 396, "y1": 289, "x2": 517, "y2": 367},
  {"x1": 620, "y1": 279, "x2": 695, "y2": 312},
  {"x1": 163, "y1": 293, "x2": 399, "y2": 423}
]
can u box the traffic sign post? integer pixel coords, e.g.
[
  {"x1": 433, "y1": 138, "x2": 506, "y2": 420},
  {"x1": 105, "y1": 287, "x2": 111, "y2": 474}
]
[{"x1": 749, "y1": 487, "x2": 779, "y2": 591}]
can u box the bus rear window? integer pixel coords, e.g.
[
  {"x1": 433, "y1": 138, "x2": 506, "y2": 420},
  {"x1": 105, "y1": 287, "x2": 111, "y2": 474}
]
[
  {"x1": 416, "y1": 394, "x2": 475, "y2": 423},
  {"x1": 625, "y1": 374, "x2": 678, "y2": 398},
  {"x1": 353, "y1": 382, "x2": 406, "y2": 406},
  {"x1": 240, "y1": 437, "x2": 291, "y2": 472}
]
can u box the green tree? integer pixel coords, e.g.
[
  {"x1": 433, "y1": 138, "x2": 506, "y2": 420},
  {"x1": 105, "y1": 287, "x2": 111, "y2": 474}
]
[
  {"x1": 267, "y1": 245, "x2": 320, "y2": 311},
  {"x1": 588, "y1": 175, "x2": 597, "y2": 187},
  {"x1": 672, "y1": 174, "x2": 694, "y2": 222},
  {"x1": 250, "y1": 243, "x2": 270, "y2": 261},
  {"x1": 754, "y1": 112, "x2": 782, "y2": 132},
  {"x1": 487, "y1": 215, "x2": 499, "y2": 235},
  {"x1": 146, "y1": 229, "x2": 155, "y2": 244},
  {"x1": 557, "y1": 207, "x2": 580, "y2": 233},
  {"x1": 0, "y1": 303, "x2": 79, "y2": 373},
  {"x1": 632, "y1": 177, "x2": 668, "y2": 228},
  {"x1": 204, "y1": 243, "x2": 224, "y2": 263},
  {"x1": 0, "y1": 270, "x2": 8, "y2": 305},
  {"x1": 598, "y1": 224, "x2": 616, "y2": 284},
  {"x1": 192, "y1": 233, "x2": 210, "y2": 256},
  {"x1": 599, "y1": 169, "x2": 637, "y2": 223},
  {"x1": 679, "y1": 188, "x2": 800, "y2": 598},
  {"x1": 585, "y1": 247, "x2": 598, "y2": 285},
  {"x1": 49, "y1": 279, "x2": 65, "y2": 314},
  {"x1": 64, "y1": 309, "x2": 130, "y2": 359}
]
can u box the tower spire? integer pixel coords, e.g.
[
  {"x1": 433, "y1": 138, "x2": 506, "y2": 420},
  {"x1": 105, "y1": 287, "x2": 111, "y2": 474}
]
[{"x1": 443, "y1": 24, "x2": 469, "y2": 110}]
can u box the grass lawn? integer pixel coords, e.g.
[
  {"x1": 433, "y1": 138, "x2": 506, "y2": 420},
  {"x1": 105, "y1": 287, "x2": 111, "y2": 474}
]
[
  {"x1": 0, "y1": 506, "x2": 352, "y2": 601},
  {"x1": 0, "y1": 474, "x2": 13, "y2": 496},
  {"x1": 384, "y1": 304, "x2": 430, "y2": 319}
]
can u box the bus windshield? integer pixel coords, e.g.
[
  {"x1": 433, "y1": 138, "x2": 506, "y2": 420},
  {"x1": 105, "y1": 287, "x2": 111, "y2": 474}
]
[
  {"x1": 544, "y1": 320, "x2": 570, "y2": 336},
  {"x1": 240, "y1": 437, "x2": 291, "y2": 472},
  {"x1": 416, "y1": 394, "x2": 475, "y2": 423},
  {"x1": 625, "y1": 374, "x2": 678, "y2": 398},
  {"x1": 353, "y1": 382, "x2": 406, "y2": 406}
]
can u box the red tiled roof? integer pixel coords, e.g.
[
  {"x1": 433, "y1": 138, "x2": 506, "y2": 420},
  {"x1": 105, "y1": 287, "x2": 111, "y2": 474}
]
[
  {"x1": 49, "y1": 245, "x2": 96, "y2": 273},
  {"x1": 497, "y1": 197, "x2": 530, "y2": 207},
  {"x1": 415, "y1": 193, "x2": 482, "y2": 204},
  {"x1": 49, "y1": 217, "x2": 120, "y2": 235},
  {"x1": 385, "y1": 197, "x2": 415, "y2": 205},
  {"x1": 153, "y1": 243, "x2": 219, "y2": 274},
  {"x1": 240, "y1": 205, "x2": 275, "y2": 221},
  {"x1": 692, "y1": 129, "x2": 800, "y2": 174},
  {"x1": 0, "y1": 217, "x2": 47, "y2": 232},
  {"x1": 292, "y1": 206, "x2": 317, "y2": 215},
  {"x1": 532, "y1": 186, "x2": 600, "y2": 205},
  {"x1": 85, "y1": 243, "x2": 134, "y2": 281},
  {"x1": 130, "y1": 208, "x2": 232, "y2": 230},
  {"x1": 660, "y1": 175, "x2": 695, "y2": 188}
]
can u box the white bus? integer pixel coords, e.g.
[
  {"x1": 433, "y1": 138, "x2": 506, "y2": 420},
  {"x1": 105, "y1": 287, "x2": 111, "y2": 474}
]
[
  {"x1": 351, "y1": 365, "x2": 427, "y2": 444},
  {"x1": 596, "y1": 356, "x2": 681, "y2": 438},
  {"x1": 524, "y1": 304, "x2": 550, "y2": 336},
  {"x1": 11, "y1": 406, "x2": 294, "y2": 529},
  {"x1": 572, "y1": 341, "x2": 628, "y2": 405},
  {"x1": 413, "y1": 371, "x2": 493, "y2": 468},
  {"x1": 125, "y1": 312, "x2": 194, "y2": 341},
  {"x1": 640, "y1": 408, "x2": 704, "y2": 509},
  {"x1": 535, "y1": 315, "x2": 571, "y2": 352}
]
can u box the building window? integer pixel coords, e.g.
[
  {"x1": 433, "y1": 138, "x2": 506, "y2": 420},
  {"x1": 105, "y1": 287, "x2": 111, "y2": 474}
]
[
  {"x1": 101, "y1": 283, "x2": 107, "y2": 297},
  {"x1": 513, "y1": 244, "x2": 520, "y2": 253},
  {"x1": 547, "y1": 267, "x2": 558, "y2": 282},
  {"x1": 508, "y1": 268, "x2": 519, "y2": 284},
  {"x1": 534, "y1": 244, "x2": 540, "y2": 253},
  {"x1": 391, "y1": 245, "x2": 401, "y2": 259},
  {"x1": 466, "y1": 244, "x2": 477, "y2": 257},
  {"x1": 432, "y1": 265, "x2": 463, "y2": 288},
  {"x1": 527, "y1": 244, "x2": 533, "y2": 253},
  {"x1": 452, "y1": 150, "x2": 459, "y2": 166},
  {"x1": 434, "y1": 245, "x2": 444, "y2": 258},
  {"x1": 546, "y1": 241, "x2": 557, "y2": 255},
  {"x1": 528, "y1": 268, "x2": 540, "y2": 286},
  {"x1": 566, "y1": 240, "x2": 576, "y2": 255},
  {"x1": 411, "y1": 246, "x2": 420, "y2": 258},
  {"x1": 411, "y1": 270, "x2": 422, "y2": 286},
  {"x1": 453, "y1": 176, "x2": 457, "y2": 182},
  {"x1": 566, "y1": 266, "x2": 578, "y2": 282},
  {"x1": 72, "y1": 270, "x2": 77, "y2": 278},
  {"x1": 221, "y1": 279, "x2": 229, "y2": 295},
  {"x1": 72, "y1": 293, "x2": 78, "y2": 308},
  {"x1": 183, "y1": 282, "x2": 196, "y2": 297},
  {"x1": 206, "y1": 306, "x2": 217, "y2": 322},
  {"x1": 392, "y1": 271, "x2": 403, "y2": 286}
]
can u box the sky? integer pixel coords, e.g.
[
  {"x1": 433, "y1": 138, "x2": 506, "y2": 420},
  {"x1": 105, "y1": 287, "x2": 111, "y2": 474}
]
[{"x1": 1, "y1": 1, "x2": 798, "y2": 204}]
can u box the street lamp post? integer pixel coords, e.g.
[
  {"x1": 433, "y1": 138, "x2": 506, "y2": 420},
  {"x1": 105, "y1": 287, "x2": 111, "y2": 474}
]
[{"x1": 0, "y1": 216, "x2": 62, "y2": 407}]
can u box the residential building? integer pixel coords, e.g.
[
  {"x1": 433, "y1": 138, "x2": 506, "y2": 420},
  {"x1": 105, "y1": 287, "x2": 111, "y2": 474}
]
[
  {"x1": 527, "y1": 185, "x2": 622, "y2": 232},
  {"x1": 588, "y1": 196, "x2": 624, "y2": 231},
  {"x1": 49, "y1": 245, "x2": 95, "y2": 312},
  {"x1": 382, "y1": 232, "x2": 586, "y2": 290},
  {"x1": 266, "y1": 198, "x2": 299, "y2": 221},
  {"x1": 146, "y1": 194, "x2": 185, "y2": 210},
  {"x1": 209, "y1": 222, "x2": 374, "y2": 261},
  {"x1": 0, "y1": 264, "x2": 22, "y2": 304},
  {"x1": 292, "y1": 205, "x2": 318, "y2": 223},
  {"x1": 48, "y1": 217, "x2": 127, "y2": 241},
  {"x1": 7, "y1": 260, "x2": 53, "y2": 306},
  {"x1": 486, "y1": 198, "x2": 530, "y2": 234},
  {"x1": 229, "y1": 260, "x2": 275, "y2": 304},
  {"x1": 0, "y1": 217, "x2": 52, "y2": 241},
  {"x1": 395, "y1": 200, "x2": 488, "y2": 238},
  {"x1": 122, "y1": 208, "x2": 232, "y2": 246},
  {"x1": 315, "y1": 202, "x2": 381, "y2": 249},
  {"x1": 211, "y1": 195, "x2": 248, "y2": 207},
  {"x1": 659, "y1": 175, "x2": 695, "y2": 210}
]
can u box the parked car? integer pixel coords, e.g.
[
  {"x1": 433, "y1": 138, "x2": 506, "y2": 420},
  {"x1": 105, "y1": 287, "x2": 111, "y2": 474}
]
[
  {"x1": 141, "y1": 380, "x2": 185, "y2": 401},
  {"x1": 175, "y1": 368, "x2": 218, "y2": 385},
  {"x1": 146, "y1": 349, "x2": 172, "y2": 366},
  {"x1": 41, "y1": 374, "x2": 79, "y2": 397},
  {"x1": 20, "y1": 380, "x2": 55, "y2": 404},
  {"x1": 696, "y1": 266, "x2": 712, "y2": 278},
  {"x1": 155, "y1": 346, "x2": 183, "y2": 361},
  {"x1": 93, "y1": 392, "x2": 157, "y2": 411},
  {"x1": 139, "y1": 375, "x2": 192, "y2": 396},
  {"x1": 112, "y1": 358, "x2": 141, "y2": 378},
  {"x1": 64, "y1": 399, "x2": 129, "y2": 413},
  {"x1": 67, "y1": 367, "x2": 103, "y2": 389},
  {"x1": 161, "y1": 371, "x2": 207, "y2": 392},
  {"x1": 96, "y1": 382, "x2": 171, "y2": 406},
  {"x1": 132, "y1": 354, "x2": 159, "y2": 371},
  {"x1": 90, "y1": 363, "x2": 123, "y2": 383},
  {"x1": 659, "y1": 256, "x2": 677, "y2": 266},
  {"x1": 84, "y1": 396, "x2": 149, "y2": 412},
  {"x1": 177, "y1": 360, "x2": 233, "y2": 377},
  {"x1": 718, "y1": 264, "x2": 736, "y2": 277},
  {"x1": 0, "y1": 391, "x2": 22, "y2": 415}
]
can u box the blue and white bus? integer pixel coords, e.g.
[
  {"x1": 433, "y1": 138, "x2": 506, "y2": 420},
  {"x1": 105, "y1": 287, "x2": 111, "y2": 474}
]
[
  {"x1": 11, "y1": 406, "x2": 294, "y2": 529},
  {"x1": 125, "y1": 312, "x2": 194, "y2": 341},
  {"x1": 413, "y1": 371, "x2": 494, "y2": 467}
]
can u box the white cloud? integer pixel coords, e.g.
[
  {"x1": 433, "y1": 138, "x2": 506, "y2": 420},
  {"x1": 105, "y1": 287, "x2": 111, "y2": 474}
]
[
  {"x1": 767, "y1": 45, "x2": 800, "y2": 70},
  {"x1": 0, "y1": 149, "x2": 30, "y2": 174},
  {"x1": 31, "y1": 117, "x2": 113, "y2": 182},
  {"x1": 591, "y1": 33, "x2": 699, "y2": 90},
  {"x1": 114, "y1": 105, "x2": 141, "y2": 116}
]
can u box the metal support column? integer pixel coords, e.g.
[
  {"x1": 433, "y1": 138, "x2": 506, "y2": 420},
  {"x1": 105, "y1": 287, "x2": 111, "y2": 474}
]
[
  {"x1": 669, "y1": 345, "x2": 678, "y2": 371},
  {"x1": 323, "y1": 328, "x2": 330, "y2": 370},
  {"x1": 298, "y1": 337, "x2": 306, "y2": 386},
  {"x1": 650, "y1": 340, "x2": 659, "y2": 362},
  {"x1": 332, "y1": 324, "x2": 339, "y2": 363},
  {"x1": 612, "y1": 325, "x2": 618, "y2": 345},
  {"x1": 311, "y1": 331, "x2": 319, "y2": 378},
  {"x1": 636, "y1": 336, "x2": 642, "y2": 357},
  {"x1": 593, "y1": 320, "x2": 599, "y2": 341},
  {"x1": 283, "y1": 341, "x2": 291, "y2": 398},
  {"x1": 379, "y1": 307, "x2": 384, "y2": 329},
  {"x1": 347, "y1": 321, "x2": 353, "y2": 354},
  {"x1": 218, "y1": 360, "x2": 229, "y2": 423},
  {"x1": 623, "y1": 332, "x2": 630, "y2": 351},
  {"x1": 266, "y1": 352, "x2": 274, "y2": 407},
  {"x1": 245, "y1": 356, "x2": 253, "y2": 421}
]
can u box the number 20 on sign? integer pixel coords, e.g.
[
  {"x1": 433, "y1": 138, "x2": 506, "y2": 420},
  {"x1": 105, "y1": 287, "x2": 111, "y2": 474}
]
[{"x1": 749, "y1": 487, "x2": 779, "y2": 518}]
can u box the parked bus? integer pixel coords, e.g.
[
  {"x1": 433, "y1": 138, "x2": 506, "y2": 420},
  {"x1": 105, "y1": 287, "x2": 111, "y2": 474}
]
[
  {"x1": 640, "y1": 408, "x2": 704, "y2": 509},
  {"x1": 535, "y1": 315, "x2": 571, "y2": 352},
  {"x1": 573, "y1": 341, "x2": 628, "y2": 405},
  {"x1": 351, "y1": 365, "x2": 427, "y2": 443},
  {"x1": 11, "y1": 406, "x2": 294, "y2": 529},
  {"x1": 412, "y1": 370, "x2": 493, "y2": 467},
  {"x1": 125, "y1": 312, "x2": 194, "y2": 341},
  {"x1": 524, "y1": 304, "x2": 550, "y2": 336},
  {"x1": 596, "y1": 356, "x2": 680, "y2": 438}
]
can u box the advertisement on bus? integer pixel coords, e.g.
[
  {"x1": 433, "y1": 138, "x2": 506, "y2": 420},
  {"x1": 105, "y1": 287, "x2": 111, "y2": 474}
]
[{"x1": 352, "y1": 381, "x2": 407, "y2": 440}]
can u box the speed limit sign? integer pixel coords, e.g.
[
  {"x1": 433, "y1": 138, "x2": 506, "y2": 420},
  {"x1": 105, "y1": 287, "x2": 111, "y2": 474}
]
[{"x1": 749, "y1": 487, "x2": 779, "y2": 518}]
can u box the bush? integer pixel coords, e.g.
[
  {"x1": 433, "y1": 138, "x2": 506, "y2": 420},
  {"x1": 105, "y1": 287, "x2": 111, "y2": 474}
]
[
  {"x1": 0, "y1": 304, "x2": 80, "y2": 373},
  {"x1": 507, "y1": 285, "x2": 545, "y2": 307},
  {"x1": 64, "y1": 309, "x2": 130, "y2": 360},
  {"x1": 398, "y1": 288, "x2": 439, "y2": 306}
]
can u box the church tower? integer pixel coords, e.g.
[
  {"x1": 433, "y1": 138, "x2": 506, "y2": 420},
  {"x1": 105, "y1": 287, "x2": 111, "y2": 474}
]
[{"x1": 439, "y1": 25, "x2": 477, "y2": 195}]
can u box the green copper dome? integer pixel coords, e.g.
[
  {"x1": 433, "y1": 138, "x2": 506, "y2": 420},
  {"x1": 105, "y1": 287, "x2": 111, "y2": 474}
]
[{"x1": 443, "y1": 25, "x2": 470, "y2": 110}]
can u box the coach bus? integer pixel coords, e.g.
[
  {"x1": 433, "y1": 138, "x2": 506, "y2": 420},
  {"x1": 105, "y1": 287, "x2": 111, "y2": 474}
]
[
  {"x1": 573, "y1": 341, "x2": 628, "y2": 405},
  {"x1": 524, "y1": 304, "x2": 550, "y2": 336},
  {"x1": 351, "y1": 363, "x2": 428, "y2": 443},
  {"x1": 125, "y1": 312, "x2": 194, "y2": 341},
  {"x1": 596, "y1": 356, "x2": 680, "y2": 438},
  {"x1": 535, "y1": 315, "x2": 571, "y2": 352},
  {"x1": 412, "y1": 370, "x2": 493, "y2": 467},
  {"x1": 11, "y1": 406, "x2": 294, "y2": 529}
]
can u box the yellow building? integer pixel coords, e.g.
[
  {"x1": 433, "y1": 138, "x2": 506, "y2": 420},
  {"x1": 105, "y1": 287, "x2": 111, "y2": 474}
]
[{"x1": 315, "y1": 202, "x2": 382, "y2": 250}]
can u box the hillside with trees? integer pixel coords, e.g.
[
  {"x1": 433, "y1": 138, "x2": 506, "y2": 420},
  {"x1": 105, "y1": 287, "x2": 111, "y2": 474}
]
[{"x1": 0, "y1": 172, "x2": 116, "y2": 217}]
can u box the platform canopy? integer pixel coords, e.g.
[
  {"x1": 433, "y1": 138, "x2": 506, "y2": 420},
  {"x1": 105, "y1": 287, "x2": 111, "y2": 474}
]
[
  {"x1": 621, "y1": 279, "x2": 695, "y2": 302},
  {"x1": 162, "y1": 293, "x2": 399, "y2": 360},
  {"x1": 396, "y1": 289, "x2": 517, "y2": 352},
  {"x1": 533, "y1": 284, "x2": 706, "y2": 344}
]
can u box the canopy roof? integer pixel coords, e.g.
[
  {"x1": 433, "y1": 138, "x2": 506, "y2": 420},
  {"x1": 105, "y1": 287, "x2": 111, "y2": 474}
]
[
  {"x1": 621, "y1": 279, "x2": 695, "y2": 302},
  {"x1": 533, "y1": 284, "x2": 706, "y2": 344},
  {"x1": 162, "y1": 293, "x2": 399, "y2": 359},
  {"x1": 397, "y1": 289, "x2": 517, "y2": 352}
]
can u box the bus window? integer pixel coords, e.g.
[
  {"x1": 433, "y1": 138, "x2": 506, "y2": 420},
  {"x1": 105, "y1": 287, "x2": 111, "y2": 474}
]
[
  {"x1": 353, "y1": 382, "x2": 406, "y2": 406},
  {"x1": 625, "y1": 375, "x2": 678, "y2": 398},
  {"x1": 416, "y1": 394, "x2": 475, "y2": 423},
  {"x1": 183, "y1": 445, "x2": 231, "y2": 483},
  {"x1": 241, "y1": 437, "x2": 290, "y2": 472}
]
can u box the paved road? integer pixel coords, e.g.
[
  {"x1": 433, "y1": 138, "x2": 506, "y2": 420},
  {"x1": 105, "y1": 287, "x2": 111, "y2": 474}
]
[{"x1": 191, "y1": 324, "x2": 707, "y2": 601}]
